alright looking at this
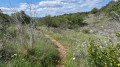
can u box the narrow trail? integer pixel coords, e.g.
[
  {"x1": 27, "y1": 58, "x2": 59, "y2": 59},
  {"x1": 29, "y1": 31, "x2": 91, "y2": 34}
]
[{"x1": 39, "y1": 31, "x2": 66, "y2": 67}]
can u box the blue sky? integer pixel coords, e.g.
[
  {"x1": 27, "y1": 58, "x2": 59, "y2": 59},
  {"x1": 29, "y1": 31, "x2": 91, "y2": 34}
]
[{"x1": 0, "y1": 0, "x2": 114, "y2": 17}]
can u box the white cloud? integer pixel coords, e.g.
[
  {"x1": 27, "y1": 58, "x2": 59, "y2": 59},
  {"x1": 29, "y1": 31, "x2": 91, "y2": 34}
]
[
  {"x1": 0, "y1": 7, "x2": 16, "y2": 15},
  {"x1": 0, "y1": 3, "x2": 28, "y2": 15},
  {"x1": 39, "y1": 1, "x2": 69, "y2": 7},
  {"x1": 28, "y1": 4, "x2": 38, "y2": 9},
  {"x1": 0, "y1": 0, "x2": 110, "y2": 17},
  {"x1": 36, "y1": 0, "x2": 107, "y2": 17},
  {"x1": 114, "y1": 0, "x2": 118, "y2": 2},
  {"x1": 80, "y1": 0, "x2": 104, "y2": 7},
  {"x1": 19, "y1": 3, "x2": 28, "y2": 10},
  {"x1": 47, "y1": 0, "x2": 77, "y2": 1}
]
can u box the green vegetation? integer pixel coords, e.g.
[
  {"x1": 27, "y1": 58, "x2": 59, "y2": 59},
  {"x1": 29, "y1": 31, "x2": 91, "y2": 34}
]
[
  {"x1": 88, "y1": 40, "x2": 120, "y2": 67},
  {"x1": 39, "y1": 26, "x2": 110, "y2": 67},
  {"x1": 100, "y1": 0, "x2": 120, "y2": 20},
  {"x1": 11, "y1": 11, "x2": 31, "y2": 24},
  {"x1": 87, "y1": 32, "x2": 120, "y2": 67},
  {"x1": 0, "y1": 10, "x2": 59, "y2": 67},
  {"x1": 39, "y1": 0, "x2": 120, "y2": 29},
  {"x1": 0, "y1": 11, "x2": 11, "y2": 26},
  {"x1": 40, "y1": 13, "x2": 86, "y2": 29},
  {"x1": 41, "y1": 15, "x2": 52, "y2": 27},
  {"x1": 82, "y1": 29, "x2": 90, "y2": 34},
  {"x1": 91, "y1": 8, "x2": 98, "y2": 14},
  {"x1": 0, "y1": 0, "x2": 120, "y2": 67},
  {"x1": 0, "y1": 25, "x2": 59, "y2": 67}
]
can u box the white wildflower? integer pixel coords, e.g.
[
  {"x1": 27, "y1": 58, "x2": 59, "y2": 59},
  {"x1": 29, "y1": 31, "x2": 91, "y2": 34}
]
[
  {"x1": 104, "y1": 41, "x2": 107, "y2": 43},
  {"x1": 99, "y1": 46, "x2": 102, "y2": 48},
  {"x1": 14, "y1": 54, "x2": 17, "y2": 56},
  {"x1": 117, "y1": 42, "x2": 119, "y2": 44},
  {"x1": 73, "y1": 57, "x2": 75, "y2": 60}
]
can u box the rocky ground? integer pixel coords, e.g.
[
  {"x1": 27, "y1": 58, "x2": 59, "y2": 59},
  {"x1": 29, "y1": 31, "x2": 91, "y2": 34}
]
[{"x1": 82, "y1": 14, "x2": 120, "y2": 37}]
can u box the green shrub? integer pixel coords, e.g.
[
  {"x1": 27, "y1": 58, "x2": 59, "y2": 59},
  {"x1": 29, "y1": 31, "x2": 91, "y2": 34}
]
[
  {"x1": 91, "y1": 8, "x2": 98, "y2": 14},
  {"x1": 70, "y1": 14, "x2": 84, "y2": 26},
  {"x1": 41, "y1": 13, "x2": 86, "y2": 29},
  {"x1": 0, "y1": 25, "x2": 59, "y2": 67},
  {"x1": 42, "y1": 15, "x2": 52, "y2": 27},
  {"x1": 87, "y1": 40, "x2": 120, "y2": 67},
  {"x1": 82, "y1": 29, "x2": 90, "y2": 34},
  {"x1": 114, "y1": 32, "x2": 120, "y2": 37},
  {"x1": 0, "y1": 11, "x2": 11, "y2": 25},
  {"x1": 11, "y1": 11, "x2": 31, "y2": 24},
  {"x1": 100, "y1": 0, "x2": 120, "y2": 20}
]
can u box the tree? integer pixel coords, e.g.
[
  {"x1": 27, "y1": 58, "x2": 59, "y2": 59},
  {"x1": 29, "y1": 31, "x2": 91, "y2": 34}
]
[
  {"x1": 70, "y1": 14, "x2": 83, "y2": 26},
  {"x1": 11, "y1": 11, "x2": 31, "y2": 24},
  {"x1": 0, "y1": 9, "x2": 2, "y2": 13},
  {"x1": 0, "y1": 11, "x2": 11, "y2": 25},
  {"x1": 42, "y1": 15, "x2": 52, "y2": 27},
  {"x1": 91, "y1": 8, "x2": 98, "y2": 14},
  {"x1": 51, "y1": 17, "x2": 68, "y2": 28}
]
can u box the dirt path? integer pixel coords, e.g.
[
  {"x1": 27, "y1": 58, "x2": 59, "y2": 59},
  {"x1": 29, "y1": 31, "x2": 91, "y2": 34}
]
[{"x1": 39, "y1": 31, "x2": 66, "y2": 67}]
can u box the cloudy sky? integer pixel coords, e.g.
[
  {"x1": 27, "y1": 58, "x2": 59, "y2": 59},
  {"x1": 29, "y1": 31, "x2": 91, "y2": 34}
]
[{"x1": 0, "y1": 0, "x2": 113, "y2": 17}]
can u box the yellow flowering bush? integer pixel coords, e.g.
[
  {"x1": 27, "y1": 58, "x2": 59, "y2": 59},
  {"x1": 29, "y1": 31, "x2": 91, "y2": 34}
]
[
  {"x1": 87, "y1": 40, "x2": 120, "y2": 67},
  {"x1": 114, "y1": 32, "x2": 120, "y2": 37}
]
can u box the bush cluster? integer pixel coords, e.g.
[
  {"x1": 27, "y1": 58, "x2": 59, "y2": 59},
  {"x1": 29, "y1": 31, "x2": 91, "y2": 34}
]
[
  {"x1": 11, "y1": 11, "x2": 31, "y2": 24},
  {"x1": 100, "y1": 0, "x2": 120, "y2": 20},
  {"x1": 40, "y1": 13, "x2": 87, "y2": 29},
  {"x1": 82, "y1": 29, "x2": 90, "y2": 34},
  {"x1": 87, "y1": 40, "x2": 120, "y2": 67},
  {"x1": 91, "y1": 8, "x2": 98, "y2": 14},
  {"x1": 114, "y1": 32, "x2": 120, "y2": 37},
  {"x1": 0, "y1": 25, "x2": 59, "y2": 67}
]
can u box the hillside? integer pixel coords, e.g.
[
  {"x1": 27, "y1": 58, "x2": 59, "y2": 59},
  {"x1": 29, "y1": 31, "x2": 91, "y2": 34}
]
[
  {"x1": 39, "y1": 0, "x2": 120, "y2": 36},
  {"x1": 38, "y1": 1, "x2": 120, "y2": 67},
  {"x1": 0, "y1": 0, "x2": 120, "y2": 67},
  {"x1": 39, "y1": 0, "x2": 120, "y2": 29},
  {"x1": 83, "y1": 0, "x2": 120, "y2": 37}
]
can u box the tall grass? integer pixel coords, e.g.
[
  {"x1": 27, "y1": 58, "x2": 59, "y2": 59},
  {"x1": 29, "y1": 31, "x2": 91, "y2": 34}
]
[
  {"x1": 0, "y1": 25, "x2": 59, "y2": 67},
  {"x1": 0, "y1": 1, "x2": 60, "y2": 66}
]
